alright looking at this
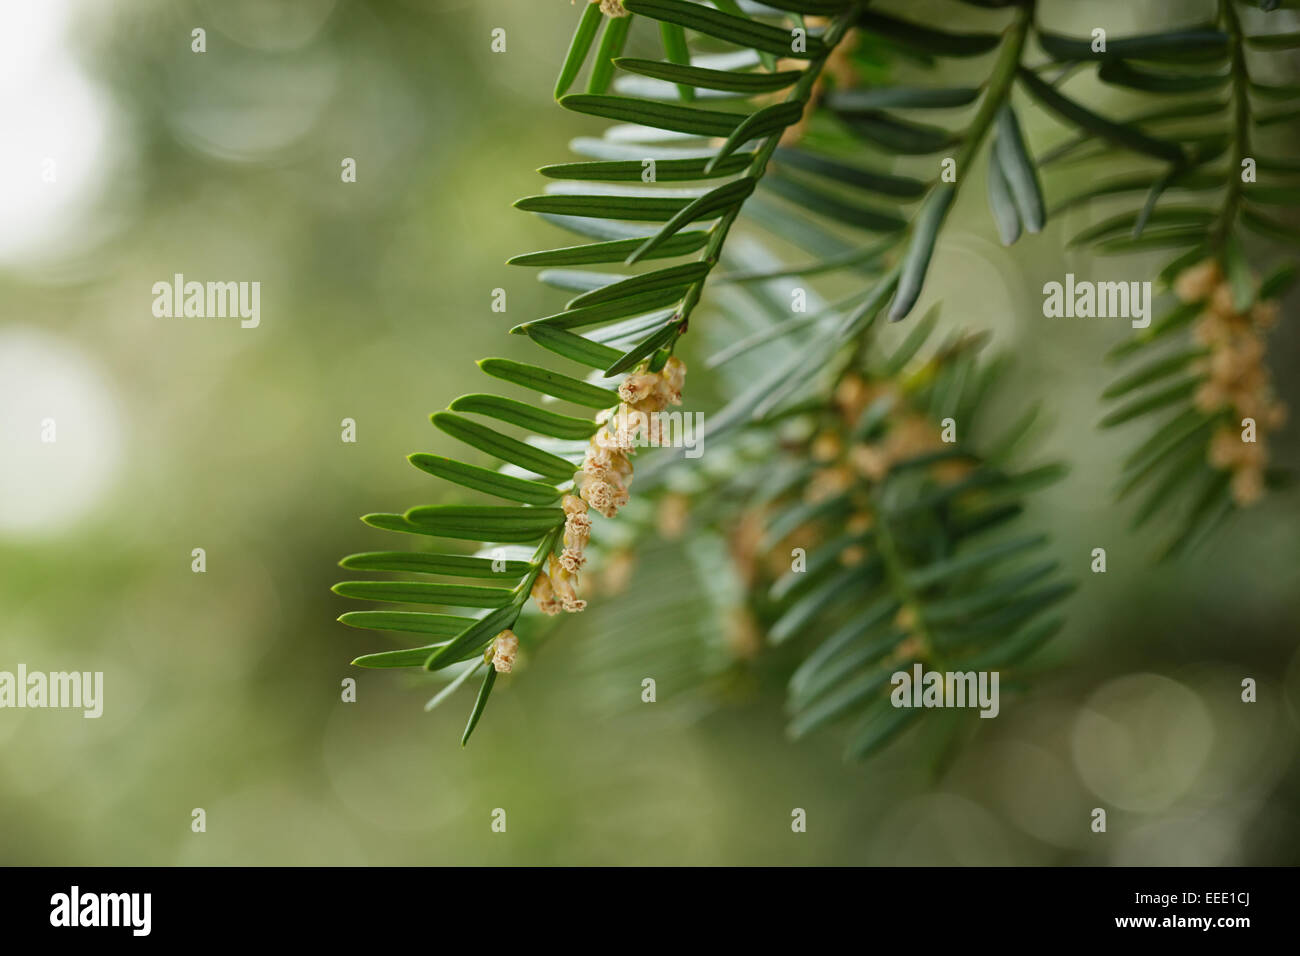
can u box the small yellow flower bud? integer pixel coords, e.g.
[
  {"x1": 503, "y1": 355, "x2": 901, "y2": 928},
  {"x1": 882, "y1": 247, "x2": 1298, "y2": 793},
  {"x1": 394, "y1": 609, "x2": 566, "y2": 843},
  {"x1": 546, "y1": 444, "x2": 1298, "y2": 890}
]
[
  {"x1": 1194, "y1": 381, "x2": 1227, "y2": 414},
  {"x1": 531, "y1": 573, "x2": 561, "y2": 616},
  {"x1": 839, "y1": 544, "x2": 867, "y2": 567},
  {"x1": 660, "y1": 356, "x2": 687, "y2": 405},
  {"x1": 1173, "y1": 259, "x2": 1222, "y2": 304},
  {"x1": 564, "y1": 511, "x2": 592, "y2": 548},
  {"x1": 580, "y1": 478, "x2": 617, "y2": 517},
  {"x1": 811, "y1": 431, "x2": 842, "y2": 463},
  {"x1": 491, "y1": 630, "x2": 519, "y2": 673},
  {"x1": 548, "y1": 555, "x2": 587, "y2": 612},
  {"x1": 618, "y1": 373, "x2": 661, "y2": 405},
  {"x1": 611, "y1": 450, "x2": 633, "y2": 480},
  {"x1": 562, "y1": 492, "x2": 593, "y2": 567},
  {"x1": 846, "y1": 512, "x2": 874, "y2": 534},
  {"x1": 1208, "y1": 281, "x2": 1238, "y2": 320},
  {"x1": 850, "y1": 443, "x2": 890, "y2": 482},
  {"x1": 834, "y1": 374, "x2": 873, "y2": 423}
]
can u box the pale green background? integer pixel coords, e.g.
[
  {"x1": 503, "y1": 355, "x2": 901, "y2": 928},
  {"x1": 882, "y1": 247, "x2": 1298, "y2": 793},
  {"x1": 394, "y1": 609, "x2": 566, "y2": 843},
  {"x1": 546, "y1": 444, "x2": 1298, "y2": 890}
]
[{"x1": 1, "y1": 0, "x2": 1297, "y2": 865}]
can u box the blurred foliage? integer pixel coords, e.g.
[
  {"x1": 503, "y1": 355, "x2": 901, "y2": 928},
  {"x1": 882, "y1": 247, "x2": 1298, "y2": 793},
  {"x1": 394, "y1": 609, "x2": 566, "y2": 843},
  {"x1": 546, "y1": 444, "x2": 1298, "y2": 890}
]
[{"x1": 1, "y1": 0, "x2": 1298, "y2": 865}]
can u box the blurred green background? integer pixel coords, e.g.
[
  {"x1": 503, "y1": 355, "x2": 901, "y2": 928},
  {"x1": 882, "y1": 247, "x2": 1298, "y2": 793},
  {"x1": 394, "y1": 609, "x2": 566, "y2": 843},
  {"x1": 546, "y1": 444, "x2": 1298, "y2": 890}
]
[{"x1": 1, "y1": 0, "x2": 1298, "y2": 865}]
